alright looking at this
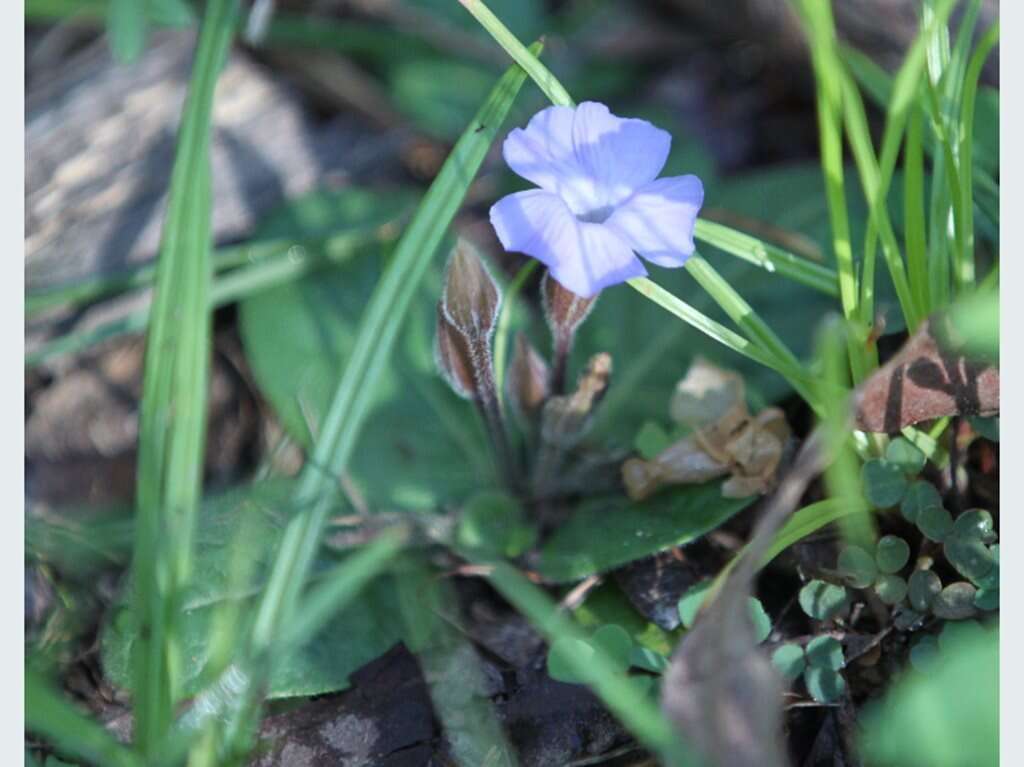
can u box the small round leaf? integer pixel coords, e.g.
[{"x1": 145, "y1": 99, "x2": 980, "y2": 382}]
[
  {"x1": 806, "y1": 636, "x2": 845, "y2": 670},
  {"x1": 908, "y1": 570, "x2": 942, "y2": 612},
  {"x1": 885, "y1": 437, "x2": 926, "y2": 473},
  {"x1": 950, "y1": 509, "x2": 996, "y2": 543},
  {"x1": 837, "y1": 545, "x2": 877, "y2": 588},
  {"x1": 944, "y1": 536, "x2": 995, "y2": 585},
  {"x1": 974, "y1": 587, "x2": 999, "y2": 611},
  {"x1": 931, "y1": 582, "x2": 978, "y2": 620},
  {"x1": 874, "y1": 574, "x2": 908, "y2": 605},
  {"x1": 900, "y1": 481, "x2": 943, "y2": 524},
  {"x1": 771, "y1": 643, "x2": 806, "y2": 683},
  {"x1": 862, "y1": 459, "x2": 908, "y2": 508},
  {"x1": 875, "y1": 535, "x2": 910, "y2": 574},
  {"x1": 748, "y1": 597, "x2": 772, "y2": 644},
  {"x1": 917, "y1": 505, "x2": 954, "y2": 542},
  {"x1": 804, "y1": 667, "x2": 847, "y2": 703},
  {"x1": 799, "y1": 580, "x2": 850, "y2": 621}
]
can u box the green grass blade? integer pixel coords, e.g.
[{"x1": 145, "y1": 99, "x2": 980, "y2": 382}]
[
  {"x1": 129, "y1": 0, "x2": 238, "y2": 753},
  {"x1": 958, "y1": 22, "x2": 1000, "y2": 292},
  {"x1": 277, "y1": 530, "x2": 406, "y2": 651},
  {"x1": 486, "y1": 562, "x2": 694, "y2": 765},
  {"x1": 26, "y1": 224, "x2": 399, "y2": 367},
  {"x1": 248, "y1": 48, "x2": 538, "y2": 661},
  {"x1": 693, "y1": 218, "x2": 839, "y2": 297},
  {"x1": 904, "y1": 105, "x2": 929, "y2": 313},
  {"x1": 684, "y1": 255, "x2": 820, "y2": 410},
  {"x1": 458, "y1": 0, "x2": 574, "y2": 107},
  {"x1": 26, "y1": 668, "x2": 143, "y2": 767}
]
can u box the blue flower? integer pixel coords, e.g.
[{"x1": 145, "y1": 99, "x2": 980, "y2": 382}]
[{"x1": 489, "y1": 102, "x2": 704, "y2": 298}]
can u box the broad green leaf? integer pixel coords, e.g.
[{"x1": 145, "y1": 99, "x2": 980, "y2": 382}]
[
  {"x1": 538, "y1": 484, "x2": 753, "y2": 583},
  {"x1": 238, "y1": 188, "x2": 495, "y2": 510},
  {"x1": 571, "y1": 581, "x2": 679, "y2": 658},
  {"x1": 102, "y1": 481, "x2": 406, "y2": 698},
  {"x1": 861, "y1": 626, "x2": 997, "y2": 767}
]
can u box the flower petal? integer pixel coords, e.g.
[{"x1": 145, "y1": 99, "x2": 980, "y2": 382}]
[
  {"x1": 502, "y1": 105, "x2": 603, "y2": 217},
  {"x1": 490, "y1": 190, "x2": 646, "y2": 298},
  {"x1": 604, "y1": 175, "x2": 704, "y2": 267},
  {"x1": 571, "y1": 102, "x2": 671, "y2": 208}
]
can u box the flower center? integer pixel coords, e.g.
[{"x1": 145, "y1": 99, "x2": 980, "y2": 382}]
[{"x1": 576, "y1": 204, "x2": 614, "y2": 224}]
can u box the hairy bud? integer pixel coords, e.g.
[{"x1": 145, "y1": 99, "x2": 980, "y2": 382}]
[
  {"x1": 435, "y1": 307, "x2": 477, "y2": 399},
  {"x1": 542, "y1": 272, "x2": 597, "y2": 392},
  {"x1": 442, "y1": 239, "x2": 502, "y2": 341},
  {"x1": 506, "y1": 334, "x2": 551, "y2": 420}
]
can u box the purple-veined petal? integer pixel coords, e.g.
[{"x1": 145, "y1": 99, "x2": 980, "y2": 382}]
[
  {"x1": 503, "y1": 106, "x2": 604, "y2": 217},
  {"x1": 490, "y1": 190, "x2": 647, "y2": 298},
  {"x1": 604, "y1": 175, "x2": 704, "y2": 267},
  {"x1": 571, "y1": 102, "x2": 672, "y2": 210}
]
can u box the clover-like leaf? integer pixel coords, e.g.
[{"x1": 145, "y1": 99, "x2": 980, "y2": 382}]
[
  {"x1": 931, "y1": 582, "x2": 978, "y2": 620},
  {"x1": 885, "y1": 437, "x2": 927, "y2": 474},
  {"x1": 917, "y1": 505, "x2": 954, "y2": 543},
  {"x1": 908, "y1": 570, "x2": 942, "y2": 612},
  {"x1": 950, "y1": 509, "x2": 996, "y2": 543},
  {"x1": 805, "y1": 636, "x2": 845, "y2": 671},
  {"x1": 799, "y1": 580, "x2": 849, "y2": 621},
  {"x1": 944, "y1": 536, "x2": 995, "y2": 585},
  {"x1": 837, "y1": 545, "x2": 877, "y2": 588},
  {"x1": 900, "y1": 481, "x2": 943, "y2": 524},
  {"x1": 804, "y1": 666, "x2": 847, "y2": 703},
  {"x1": 771, "y1": 643, "x2": 806, "y2": 683},
  {"x1": 875, "y1": 535, "x2": 911, "y2": 574},
  {"x1": 973, "y1": 587, "x2": 999, "y2": 611},
  {"x1": 874, "y1": 574, "x2": 908, "y2": 605},
  {"x1": 861, "y1": 459, "x2": 908, "y2": 508}
]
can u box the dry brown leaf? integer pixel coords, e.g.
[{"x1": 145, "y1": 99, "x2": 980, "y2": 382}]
[{"x1": 854, "y1": 317, "x2": 999, "y2": 433}]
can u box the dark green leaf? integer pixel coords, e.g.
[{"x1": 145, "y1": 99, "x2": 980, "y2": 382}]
[
  {"x1": 861, "y1": 459, "x2": 908, "y2": 508},
  {"x1": 748, "y1": 598, "x2": 772, "y2": 644},
  {"x1": 901, "y1": 480, "x2": 943, "y2": 523},
  {"x1": 908, "y1": 570, "x2": 942, "y2": 612},
  {"x1": 917, "y1": 505, "x2": 954, "y2": 542},
  {"x1": 538, "y1": 484, "x2": 753, "y2": 583},
  {"x1": 799, "y1": 580, "x2": 850, "y2": 621},
  {"x1": 457, "y1": 491, "x2": 536, "y2": 558},
  {"x1": 944, "y1": 536, "x2": 995, "y2": 585},
  {"x1": 885, "y1": 436, "x2": 927, "y2": 473},
  {"x1": 931, "y1": 582, "x2": 978, "y2": 620},
  {"x1": 546, "y1": 637, "x2": 594, "y2": 685},
  {"x1": 102, "y1": 481, "x2": 406, "y2": 698},
  {"x1": 950, "y1": 509, "x2": 996, "y2": 543},
  {"x1": 874, "y1": 574, "x2": 908, "y2": 605},
  {"x1": 238, "y1": 188, "x2": 495, "y2": 511},
  {"x1": 804, "y1": 667, "x2": 847, "y2": 703},
  {"x1": 771, "y1": 643, "x2": 806, "y2": 683},
  {"x1": 973, "y1": 587, "x2": 998, "y2": 611},
  {"x1": 805, "y1": 636, "x2": 845, "y2": 671},
  {"x1": 875, "y1": 535, "x2": 910, "y2": 574},
  {"x1": 837, "y1": 545, "x2": 877, "y2": 588}
]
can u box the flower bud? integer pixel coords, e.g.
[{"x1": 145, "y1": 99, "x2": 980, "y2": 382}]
[
  {"x1": 434, "y1": 306, "x2": 477, "y2": 400},
  {"x1": 506, "y1": 333, "x2": 550, "y2": 420},
  {"x1": 441, "y1": 239, "x2": 502, "y2": 342},
  {"x1": 542, "y1": 270, "x2": 597, "y2": 342}
]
